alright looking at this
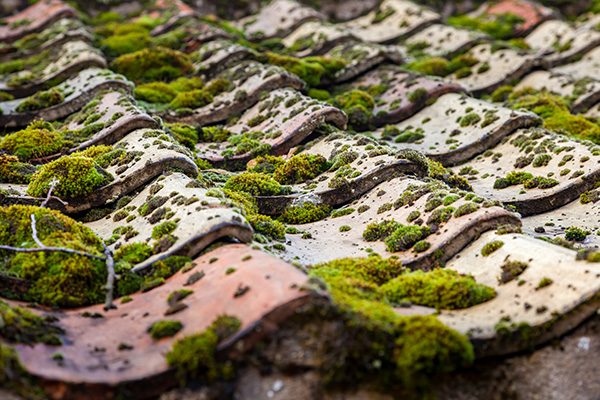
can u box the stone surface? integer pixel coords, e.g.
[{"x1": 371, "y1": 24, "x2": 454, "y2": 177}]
[
  {"x1": 403, "y1": 24, "x2": 490, "y2": 58},
  {"x1": 281, "y1": 20, "x2": 357, "y2": 57}
]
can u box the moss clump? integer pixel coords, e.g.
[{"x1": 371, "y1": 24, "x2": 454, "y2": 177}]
[
  {"x1": 265, "y1": 52, "x2": 345, "y2": 87},
  {"x1": 459, "y1": 113, "x2": 481, "y2": 127},
  {"x1": 453, "y1": 202, "x2": 480, "y2": 218},
  {"x1": 152, "y1": 221, "x2": 178, "y2": 240},
  {"x1": 224, "y1": 172, "x2": 283, "y2": 196},
  {"x1": 272, "y1": 154, "x2": 329, "y2": 184},
  {"x1": 491, "y1": 86, "x2": 513, "y2": 102},
  {"x1": 166, "y1": 315, "x2": 241, "y2": 384},
  {"x1": 0, "y1": 205, "x2": 106, "y2": 307},
  {"x1": 380, "y1": 269, "x2": 495, "y2": 310},
  {"x1": 537, "y1": 277, "x2": 553, "y2": 289},
  {"x1": 406, "y1": 57, "x2": 450, "y2": 76},
  {"x1": 385, "y1": 225, "x2": 431, "y2": 253},
  {"x1": 499, "y1": 260, "x2": 528, "y2": 284},
  {"x1": 110, "y1": 47, "x2": 193, "y2": 82},
  {"x1": 448, "y1": 13, "x2": 524, "y2": 40},
  {"x1": 413, "y1": 240, "x2": 430, "y2": 253},
  {"x1": 166, "y1": 123, "x2": 198, "y2": 150},
  {"x1": 27, "y1": 155, "x2": 113, "y2": 200},
  {"x1": 407, "y1": 87, "x2": 427, "y2": 103},
  {"x1": 481, "y1": 240, "x2": 504, "y2": 256},
  {"x1": 308, "y1": 257, "x2": 475, "y2": 389},
  {"x1": 332, "y1": 208, "x2": 355, "y2": 218},
  {"x1": 0, "y1": 299, "x2": 63, "y2": 345},
  {"x1": 134, "y1": 82, "x2": 178, "y2": 103},
  {"x1": 507, "y1": 89, "x2": 600, "y2": 142},
  {"x1": 148, "y1": 320, "x2": 183, "y2": 340},
  {"x1": 493, "y1": 171, "x2": 533, "y2": 189},
  {"x1": 332, "y1": 90, "x2": 375, "y2": 128},
  {"x1": 247, "y1": 214, "x2": 286, "y2": 240},
  {"x1": 199, "y1": 126, "x2": 233, "y2": 143},
  {"x1": 0, "y1": 120, "x2": 65, "y2": 161},
  {"x1": 427, "y1": 206, "x2": 454, "y2": 225},
  {"x1": 101, "y1": 31, "x2": 151, "y2": 57},
  {"x1": 565, "y1": 226, "x2": 590, "y2": 242},
  {"x1": 363, "y1": 220, "x2": 401, "y2": 241},
  {"x1": 280, "y1": 202, "x2": 331, "y2": 224},
  {"x1": 170, "y1": 89, "x2": 213, "y2": 110},
  {"x1": 168, "y1": 289, "x2": 193, "y2": 303},
  {"x1": 0, "y1": 155, "x2": 35, "y2": 184},
  {"x1": 15, "y1": 88, "x2": 64, "y2": 112},
  {"x1": 114, "y1": 242, "x2": 153, "y2": 265},
  {"x1": 523, "y1": 176, "x2": 558, "y2": 189},
  {"x1": 532, "y1": 153, "x2": 552, "y2": 168}
]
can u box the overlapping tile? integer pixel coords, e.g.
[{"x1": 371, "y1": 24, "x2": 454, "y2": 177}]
[
  {"x1": 3, "y1": 128, "x2": 197, "y2": 213},
  {"x1": 5, "y1": 244, "x2": 311, "y2": 398},
  {"x1": 370, "y1": 92, "x2": 539, "y2": 165},
  {"x1": 515, "y1": 71, "x2": 600, "y2": 114},
  {"x1": 552, "y1": 46, "x2": 600, "y2": 81},
  {"x1": 196, "y1": 88, "x2": 347, "y2": 169},
  {"x1": 0, "y1": 40, "x2": 106, "y2": 98},
  {"x1": 452, "y1": 127, "x2": 600, "y2": 216},
  {"x1": 403, "y1": 24, "x2": 490, "y2": 58},
  {"x1": 0, "y1": 0, "x2": 78, "y2": 43},
  {"x1": 163, "y1": 61, "x2": 304, "y2": 126},
  {"x1": 339, "y1": 64, "x2": 465, "y2": 130},
  {"x1": 191, "y1": 39, "x2": 256, "y2": 77},
  {"x1": 236, "y1": 0, "x2": 324, "y2": 40},
  {"x1": 86, "y1": 172, "x2": 254, "y2": 269},
  {"x1": 281, "y1": 21, "x2": 357, "y2": 57},
  {"x1": 341, "y1": 0, "x2": 440, "y2": 44},
  {"x1": 0, "y1": 68, "x2": 133, "y2": 128},
  {"x1": 253, "y1": 133, "x2": 428, "y2": 214},
  {"x1": 280, "y1": 175, "x2": 518, "y2": 269},
  {"x1": 440, "y1": 230, "x2": 600, "y2": 357},
  {"x1": 524, "y1": 19, "x2": 600, "y2": 67},
  {"x1": 445, "y1": 43, "x2": 541, "y2": 95},
  {"x1": 321, "y1": 41, "x2": 404, "y2": 84}
]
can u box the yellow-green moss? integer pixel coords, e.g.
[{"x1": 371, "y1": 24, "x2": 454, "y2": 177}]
[
  {"x1": 0, "y1": 120, "x2": 66, "y2": 161},
  {"x1": 279, "y1": 202, "x2": 331, "y2": 224},
  {"x1": 481, "y1": 240, "x2": 504, "y2": 256},
  {"x1": 223, "y1": 172, "x2": 283, "y2": 196},
  {"x1": 272, "y1": 153, "x2": 329, "y2": 184},
  {"x1": 27, "y1": 155, "x2": 113, "y2": 199},
  {"x1": 170, "y1": 89, "x2": 213, "y2": 110},
  {"x1": 0, "y1": 205, "x2": 107, "y2": 307},
  {"x1": 166, "y1": 315, "x2": 241, "y2": 385},
  {"x1": 134, "y1": 82, "x2": 178, "y2": 103},
  {"x1": 15, "y1": 88, "x2": 64, "y2": 112},
  {"x1": 148, "y1": 320, "x2": 183, "y2": 339},
  {"x1": 110, "y1": 47, "x2": 193, "y2": 82},
  {"x1": 247, "y1": 214, "x2": 286, "y2": 240},
  {"x1": 0, "y1": 155, "x2": 35, "y2": 184}
]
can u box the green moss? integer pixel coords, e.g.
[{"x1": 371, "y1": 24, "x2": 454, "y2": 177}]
[
  {"x1": 224, "y1": 172, "x2": 283, "y2": 196},
  {"x1": 363, "y1": 220, "x2": 401, "y2": 241},
  {"x1": 0, "y1": 120, "x2": 65, "y2": 161},
  {"x1": 453, "y1": 202, "x2": 480, "y2": 218},
  {"x1": 427, "y1": 206, "x2": 455, "y2": 225},
  {"x1": 0, "y1": 155, "x2": 35, "y2": 184},
  {"x1": 166, "y1": 123, "x2": 199, "y2": 150},
  {"x1": 385, "y1": 225, "x2": 431, "y2": 252},
  {"x1": 170, "y1": 89, "x2": 213, "y2": 110},
  {"x1": 523, "y1": 176, "x2": 558, "y2": 189},
  {"x1": 199, "y1": 126, "x2": 233, "y2": 143},
  {"x1": 532, "y1": 153, "x2": 552, "y2": 167},
  {"x1": 491, "y1": 86, "x2": 513, "y2": 102},
  {"x1": 537, "y1": 277, "x2": 553, "y2": 289},
  {"x1": 459, "y1": 113, "x2": 481, "y2": 127},
  {"x1": 114, "y1": 243, "x2": 153, "y2": 264},
  {"x1": 110, "y1": 47, "x2": 193, "y2": 82},
  {"x1": 407, "y1": 87, "x2": 427, "y2": 103},
  {"x1": 134, "y1": 82, "x2": 178, "y2": 103},
  {"x1": 265, "y1": 52, "x2": 345, "y2": 87},
  {"x1": 148, "y1": 320, "x2": 183, "y2": 340},
  {"x1": 380, "y1": 268, "x2": 495, "y2": 310},
  {"x1": 493, "y1": 171, "x2": 534, "y2": 189},
  {"x1": 15, "y1": 88, "x2": 64, "y2": 112},
  {"x1": 406, "y1": 210, "x2": 421, "y2": 223},
  {"x1": 308, "y1": 88, "x2": 330, "y2": 100},
  {"x1": 166, "y1": 315, "x2": 241, "y2": 384},
  {"x1": 406, "y1": 57, "x2": 450, "y2": 77},
  {"x1": 225, "y1": 267, "x2": 236, "y2": 275},
  {"x1": 565, "y1": 226, "x2": 590, "y2": 242},
  {"x1": 0, "y1": 299, "x2": 63, "y2": 345},
  {"x1": 413, "y1": 240, "x2": 430, "y2": 253},
  {"x1": 101, "y1": 31, "x2": 151, "y2": 57},
  {"x1": 448, "y1": 13, "x2": 525, "y2": 40},
  {"x1": 332, "y1": 90, "x2": 375, "y2": 128},
  {"x1": 272, "y1": 154, "x2": 329, "y2": 184},
  {"x1": 481, "y1": 240, "x2": 504, "y2": 256},
  {"x1": 247, "y1": 214, "x2": 286, "y2": 240},
  {"x1": 152, "y1": 220, "x2": 178, "y2": 240},
  {"x1": 499, "y1": 260, "x2": 528, "y2": 284},
  {"x1": 279, "y1": 202, "x2": 331, "y2": 224},
  {"x1": 339, "y1": 225, "x2": 351, "y2": 232},
  {"x1": 394, "y1": 127, "x2": 425, "y2": 143},
  {"x1": 308, "y1": 257, "x2": 475, "y2": 389},
  {"x1": 331, "y1": 208, "x2": 355, "y2": 218},
  {"x1": 0, "y1": 205, "x2": 106, "y2": 307},
  {"x1": 27, "y1": 155, "x2": 113, "y2": 200}
]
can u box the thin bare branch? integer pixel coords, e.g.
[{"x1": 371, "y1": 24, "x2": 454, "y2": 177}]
[
  {"x1": 40, "y1": 178, "x2": 62, "y2": 208},
  {"x1": 0, "y1": 244, "x2": 107, "y2": 260},
  {"x1": 30, "y1": 214, "x2": 44, "y2": 248},
  {"x1": 103, "y1": 243, "x2": 116, "y2": 311}
]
